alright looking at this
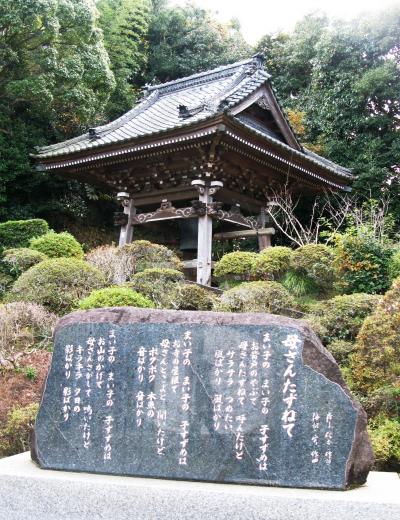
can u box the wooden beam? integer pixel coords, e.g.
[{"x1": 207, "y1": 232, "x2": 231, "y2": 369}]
[{"x1": 213, "y1": 228, "x2": 275, "y2": 240}]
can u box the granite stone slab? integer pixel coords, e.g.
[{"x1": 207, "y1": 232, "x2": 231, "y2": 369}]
[{"x1": 32, "y1": 308, "x2": 373, "y2": 490}]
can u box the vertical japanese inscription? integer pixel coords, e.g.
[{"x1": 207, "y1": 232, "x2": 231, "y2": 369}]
[
  {"x1": 60, "y1": 329, "x2": 119, "y2": 460},
  {"x1": 311, "y1": 411, "x2": 334, "y2": 466},
  {"x1": 134, "y1": 330, "x2": 193, "y2": 465},
  {"x1": 281, "y1": 334, "x2": 301, "y2": 438}
]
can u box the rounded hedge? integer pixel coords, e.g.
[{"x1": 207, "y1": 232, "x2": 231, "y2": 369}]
[
  {"x1": 368, "y1": 415, "x2": 400, "y2": 470},
  {"x1": 122, "y1": 240, "x2": 183, "y2": 273},
  {"x1": 306, "y1": 293, "x2": 380, "y2": 345},
  {"x1": 389, "y1": 249, "x2": 400, "y2": 282},
  {"x1": 29, "y1": 231, "x2": 84, "y2": 259},
  {"x1": 290, "y1": 244, "x2": 336, "y2": 293},
  {"x1": 327, "y1": 340, "x2": 355, "y2": 366},
  {"x1": 351, "y1": 277, "x2": 400, "y2": 394},
  {"x1": 129, "y1": 268, "x2": 184, "y2": 308},
  {"x1": 213, "y1": 251, "x2": 258, "y2": 280},
  {"x1": 8, "y1": 258, "x2": 106, "y2": 314},
  {"x1": 0, "y1": 219, "x2": 49, "y2": 252},
  {"x1": 0, "y1": 403, "x2": 39, "y2": 457},
  {"x1": 214, "y1": 281, "x2": 297, "y2": 315},
  {"x1": 252, "y1": 246, "x2": 292, "y2": 281},
  {"x1": 2, "y1": 248, "x2": 47, "y2": 277},
  {"x1": 172, "y1": 284, "x2": 216, "y2": 311},
  {"x1": 78, "y1": 287, "x2": 154, "y2": 310}
]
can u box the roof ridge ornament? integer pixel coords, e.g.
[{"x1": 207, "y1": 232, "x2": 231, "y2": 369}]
[
  {"x1": 252, "y1": 53, "x2": 265, "y2": 68},
  {"x1": 178, "y1": 104, "x2": 205, "y2": 119}
]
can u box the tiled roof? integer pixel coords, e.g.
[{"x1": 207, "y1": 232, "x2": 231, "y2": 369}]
[
  {"x1": 234, "y1": 116, "x2": 353, "y2": 179},
  {"x1": 37, "y1": 57, "x2": 269, "y2": 159},
  {"x1": 35, "y1": 55, "x2": 351, "y2": 181}
]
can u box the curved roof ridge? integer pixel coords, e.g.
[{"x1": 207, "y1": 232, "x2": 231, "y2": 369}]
[
  {"x1": 147, "y1": 57, "x2": 256, "y2": 95},
  {"x1": 39, "y1": 91, "x2": 161, "y2": 153}
]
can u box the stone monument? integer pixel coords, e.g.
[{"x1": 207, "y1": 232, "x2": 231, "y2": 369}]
[{"x1": 32, "y1": 308, "x2": 373, "y2": 490}]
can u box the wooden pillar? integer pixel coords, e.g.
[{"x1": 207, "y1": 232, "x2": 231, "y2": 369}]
[
  {"x1": 117, "y1": 192, "x2": 136, "y2": 246},
  {"x1": 191, "y1": 180, "x2": 222, "y2": 286},
  {"x1": 258, "y1": 232, "x2": 272, "y2": 250},
  {"x1": 257, "y1": 208, "x2": 273, "y2": 250}
]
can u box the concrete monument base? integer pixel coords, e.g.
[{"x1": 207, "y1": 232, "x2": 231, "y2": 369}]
[{"x1": 0, "y1": 452, "x2": 399, "y2": 520}]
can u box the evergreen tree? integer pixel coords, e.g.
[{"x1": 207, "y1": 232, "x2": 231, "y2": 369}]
[
  {"x1": 98, "y1": 0, "x2": 151, "y2": 119},
  {"x1": 146, "y1": 3, "x2": 250, "y2": 83},
  {"x1": 257, "y1": 8, "x2": 400, "y2": 220},
  {"x1": 0, "y1": 0, "x2": 115, "y2": 219}
]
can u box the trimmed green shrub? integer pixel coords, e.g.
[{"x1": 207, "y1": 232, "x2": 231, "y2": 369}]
[
  {"x1": 172, "y1": 284, "x2": 216, "y2": 311},
  {"x1": 214, "y1": 281, "x2": 297, "y2": 315},
  {"x1": 368, "y1": 415, "x2": 400, "y2": 470},
  {"x1": 78, "y1": 287, "x2": 154, "y2": 310},
  {"x1": 289, "y1": 244, "x2": 336, "y2": 295},
  {"x1": 8, "y1": 258, "x2": 106, "y2": 314},
  {"x1": 2, "y1": 248, "x2": 47, "y2": 277},
  {"x1": 0, "y1": 403, "x2": 39, "y2": 457},
  {"x1": 327, "y1": 340, "x2": 355, "y2": 366},
  {"x1": 302, "y1": 314, "x2": 329, "y2": 340},
  {"x1": 359, "y1": 386, "x2": 400, "y2": 419},
  {"x1": 122, "y1": 240, "x2": 183, "y2": 272},
  {"x1": 252, "y1": 246, "x2": 292, "y2": 281},
  {"x1": 129, "y1": 268, "x2": 184, "y2": 308},
  {"x1": 334, "y1": 233, "x2": 392, "y2": 294},
  {"x1": 389, "y1": 249, "x2": 400, "y2": 282},
  {"x1": 0, "y1": 270, "x2": 13, "y2": 298},
  {"x1": 0, "y1": 219, "x2": 49, "y2": 252},
  {"x1": 306, "y1": 293, "x2": 380, "y2": 345},
  {"x1": 0, "y1": 302, "x2": 57, "y2": 363},
  {"x1": 213, "y1": 251, "x2": 258, "y2": 281},
  {"x1": 30, "y1": 231, "x2": 84, "y2": 259},
  {"x1": 351, "y1": 277, "x2": 400, "y2": 394}
]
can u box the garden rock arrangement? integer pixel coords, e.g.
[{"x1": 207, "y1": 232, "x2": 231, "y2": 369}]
[{"x1": 0, "y1": 217, "x2": 399, "y2": 471}]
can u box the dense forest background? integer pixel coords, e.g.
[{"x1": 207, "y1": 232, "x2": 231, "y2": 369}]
[{"x1": 0, "y1": 0, "x2": 399, "y2": 234}]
